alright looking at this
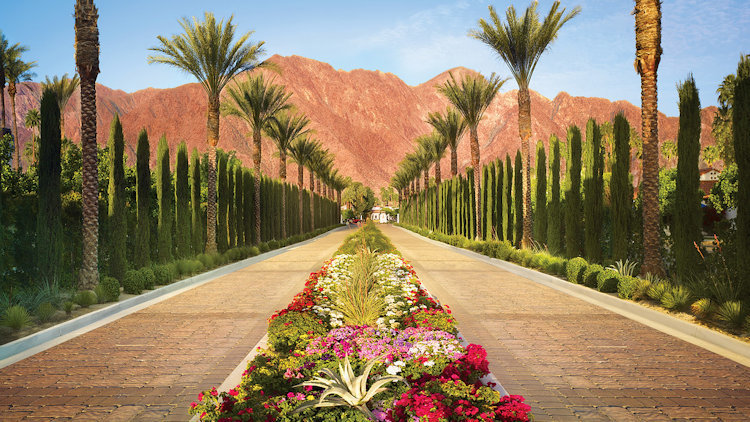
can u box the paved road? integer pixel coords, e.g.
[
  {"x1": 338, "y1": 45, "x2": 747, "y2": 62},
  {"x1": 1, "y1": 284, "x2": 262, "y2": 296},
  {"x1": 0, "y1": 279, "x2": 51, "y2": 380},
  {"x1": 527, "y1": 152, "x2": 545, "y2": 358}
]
[
  {"x1": 0, "y1": 228, "x2": 351, "y2": 421},
  {"x1": 380, "y1": 225, "x2": 750, "y2": 421}
]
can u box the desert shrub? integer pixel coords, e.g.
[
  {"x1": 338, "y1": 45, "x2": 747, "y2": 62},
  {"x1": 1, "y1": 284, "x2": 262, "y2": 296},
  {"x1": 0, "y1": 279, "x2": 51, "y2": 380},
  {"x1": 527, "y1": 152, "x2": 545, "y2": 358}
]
[
  {"x1": 122, "y1": 270, "x2": 143, "y2": 295},
  {"x1": 582, "y1": 264, "x2": 604, "y2": 288},
  {"x1": 2, "y1": 305, "x2": 32, "y2": 330},
  {"x1": 597, "y1": 269, "x2": 620, "y2": 293},
  {"x1": 267, "y1": 240, "x2": 280, "y2": 250},
  {"x1": 150, "y1": 265, "x2": 169, "y2": 287},
  {"x1": 617, "y1": 276, "x2": 639, "y2": 299},
  {"x1": 647, "y1": 280, "x2": 671, "y2": 301},
  {"x1": 529, "y1": 253, "x2": 549, "y2": 270},
  {"x1": 690, "y1": 298, "x2": 714, "y2": 320},
  {"x1": 716, "y1": 301, "x2": 746, "y2": 328},
  {"x1": 36, "y1": 302, "x2": 56, "y2": 323},
  {"x1": 176, "y1": 259, "x2": 193, "y2": 276},
  {"x1": 258, "y1": 242, "x2": 270, "y2": 253},
  {"x1": 519, "y1": 250, "x2": 534, "y2": 267},
  {"x1": 249, "y1": 246, "x2": 260, "y2": 257},
  {"x1": 63, "y1": 301, "x2": 74, "y2": 314},
  {"x1": 267, "y1": 311, "x2": 329, "y2": 354},
  {"x1": 494, "y1": 242, "x2": 513, "y2": 260},
  {"x1": 191, "y1": 260, "x2": 205, "y2": 274},
  {"x1": 606, "y1": 259, "x2": 638, "y2": 277},
  {"x1": 74, "y1": 290, "x2": 98, "y2": 308},
  {"x1": 566, "y1": 257, "x2": 588, "y2": 283},
  {"x1": 98, "y1": 276, "x2": 121, "y2": 302},
  {"x1": 166, "y1": 262, "x2": 179, "y2": 280},
  {"x1": 197, "y1": 253, "x2": 215, "y2": 269},
  {"x1": 661, "y1": 285, "x2": 693, "y2": 311}
]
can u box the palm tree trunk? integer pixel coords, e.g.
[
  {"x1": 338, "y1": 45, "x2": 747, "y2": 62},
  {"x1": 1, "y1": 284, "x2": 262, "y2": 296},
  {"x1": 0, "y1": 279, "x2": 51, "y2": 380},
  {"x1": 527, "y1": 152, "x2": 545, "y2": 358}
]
[
  {"x1": 253, "y1": 130, "x2": 262, "y2": 244},
  {"x1": 470, "y1": 126, "x2": 481, "y2": 239},
  {"x1": 298, "y1": 164, "x2": 304, "y2": 235},
  {"x1": 79, "y1": 76, "x2": 99, "y2": 289},
  {"x1": 279, "y1": 153, "x2": 286, "y2": 239},
  {"x1": 205, "y1": 96, "x2": 219, "y2": 253},
  {"x1": 450, "y1": 146, "x2": 458, "y2": 177},
  {"x1": 1, "y1": 83, "x2": 6, "y2": 129},
  {"x1": 635, "y1": 0, "x2": 663, "y2": 276},
  {"x1": 309, "y1": 167, "x2": 315, "y2": 231},
  {"x1": 9, "y1": 84, "x2": 19, "y2": 171},
  {"x1": 519, "y1": 87, "x2": 533, "y2": 248}
]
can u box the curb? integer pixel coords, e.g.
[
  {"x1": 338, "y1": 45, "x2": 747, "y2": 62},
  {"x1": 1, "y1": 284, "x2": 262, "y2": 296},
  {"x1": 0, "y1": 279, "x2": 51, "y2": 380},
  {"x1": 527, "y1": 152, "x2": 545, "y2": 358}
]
[
  {"x1": 397, "y1": 226, "x2": 750, "y2": 368},
  {"x1": 0, "y1": 227, "x2": 346, "y2": 369}
]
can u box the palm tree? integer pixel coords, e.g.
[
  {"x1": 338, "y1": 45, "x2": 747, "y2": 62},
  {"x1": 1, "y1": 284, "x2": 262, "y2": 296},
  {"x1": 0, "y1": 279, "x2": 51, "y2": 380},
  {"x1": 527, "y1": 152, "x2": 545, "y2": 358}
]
[
  {"x1": 633, "y1": 0, "x2": 663, "y2": 276},
  {"x1": 288, "y1": 136, "x2": 320, "y2": 234},
  {"x1": 75, "y1": 0, "x2": 100, "y2": 289},
  {"x1": 0, "y1": 32, "x2": 27, "y2": 130},
  {"x1": 471, "y1": 1, "x2": 580, "y2": 248},
  {"x1": 149, "y1": 12, "x2": 269, "y2": 253},
  {"x1": 438, "y1": 72, "x2": 506, "y2": 240},
  {"x1": 426, "y1": 108, "x2": 467, "y2": 178},
  {"x1": 222, "y1": 73, "x2": 291, "y2": 244},
  {"x1": 4, "y1": 54, "x2": 36, "y2": 170},
  {"x1": 42, "y1": 73, "x2": 80, "y2": 137},
  {"x1": 24, "y1": 108, "x2": 40, "y2": 164},
  {"x1": 264, "y1": 110, "x2": 311, "y2": 238},
  {"x1": 308, "y1": 147, "x2": 333, "y2": 229},
  {"x1": 418, "y1": 132, "x2": 449, "y2": 186}
]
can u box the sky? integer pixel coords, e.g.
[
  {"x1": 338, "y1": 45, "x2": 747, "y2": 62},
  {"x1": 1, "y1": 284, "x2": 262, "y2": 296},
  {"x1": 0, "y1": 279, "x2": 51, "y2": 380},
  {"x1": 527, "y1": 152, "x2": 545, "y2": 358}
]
[{"x1": 3, "y1": 0, "x2": 749, "y2": 117}]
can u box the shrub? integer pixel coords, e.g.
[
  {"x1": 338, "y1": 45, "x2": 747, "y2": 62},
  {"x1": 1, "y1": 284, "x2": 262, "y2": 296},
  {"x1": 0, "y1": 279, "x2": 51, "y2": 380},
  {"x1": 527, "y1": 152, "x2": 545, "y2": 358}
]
[
  {"x1": 74, "y1": 290, "x2": 98, "y2": 308},
  {"x1": 566, "y1": 257, "x2": 588, "y2": 283},
  {"x1": 716, "y1": 301, "x2": 746, "y2": 328},
  {"x1": 268, "y1": 240, "x2": 280, "y2": 250},
  {"x1": 176, "y1": 259, "x2": 193, "y2": 276},
  {"x1": 197, "y1": 253, "x2": 214, "y2": 269},
  {"x1": 36, "y1": 302, "x2": 56, "y2": 323},
  {"x1": 582, "y1": 264, "x2": 604, "y2": 288},
  {"x1": 661, "y1": 285, "x2": 693, "y2": 311},
  {"x1": 150, "y1": 265, "x2": 169, "y2": 287},
  {"x1": 63, "y1": 301, "x2": 74, "y2": 314},
  {"x1": 606, "y1": 259, "x2": 638, "y2": 277},
  {"x1": 597, "y1": 269, "x2": 620, "y2": 293},
  {"x1": 647, "y1": 280, "x2": 671, "y2": 301},
  {"x1": 122, "y1": 270, "x2": 143, "y2": 295},
  {"x1": 617, "y1": 276, "x2": 639, "y2": 299},
  {"x1": 167, "y1": 262, "x2": 179, "y2": 281},
  {"x1": 267, "y1": 311, "x2": 329, "y2": 354},
  {"x1": 142, "y1": 267, "x2": 158, "y2": 289},
  {"x1": 249, "y1": 246, "x2": 260, "y2": 257},
  {"x1": 258, "y1": 242, "x2": 270, "y2": 253},
  {"x1": 191, "y1": 260, "x2": 205, "y2": 274},
  {"x1": 519, "y1": 250, "x2": 534, "y2": 267},
  {"x1": 98, "y1": 276, "x2": 121, "y2": 302},
  {"x1": 2, "y1": 305, "x2": 32, "y2": 330},
  {"x1": 690, "y1": 298, "x2": 714, "y2": 320}
]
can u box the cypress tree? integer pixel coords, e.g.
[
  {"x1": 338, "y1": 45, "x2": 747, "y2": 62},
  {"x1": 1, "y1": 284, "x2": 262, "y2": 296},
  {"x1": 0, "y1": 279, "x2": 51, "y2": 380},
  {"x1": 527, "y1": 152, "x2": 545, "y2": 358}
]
[
  {"x1": 135, "y1": 129, "x2": 151, "y2": 268},
  {"x1": 467, "y1": 167, "x2": 476, "y2": 239},
  {"x1": 452, "y1": 177, "x2": 459, "y2": 235},
  {"x1": 156, "y1": 135, "x2": 173, "y2": 263},
  {"x1": 36, "y1": 88, "x2": 63, "y2": 283},
  {"x1": 495, "y1": 159, "x2": 504, "y2": 241},
  {"x1": 547, "y1": 135, "x2": 562, "y2": 253},
  {"x1": 175, "y1": 142, "x2": 191, "y2": 258},
  {"x1": 673, "y1": 75, "x2": 702, "y2": 279},
  {"x1": 504, "y1": 154, "x2": 513, "y2": 242},
  {"x1": 565, "y1": 125, "x2": 583, "y2": 258},
  {"x1": 611, "y1": 113, "x2": 632, "y2": 261},
  {"x1": 481, "y1": 165, "x2": 489, "y2": 239},
  {"x1": 485, "y1": 163, "x2": 495, "y2": 240},
  {"x1": 244, "y1": 169, "x2": 254, "y2": 244},
  {"x1": 733, "y1": 56, "x2": 750, "y2": 285},
  {"x1": 235, "y1": 166, "x2": 244, "y2": 246},
  {"x1": 107, "y1": 114, "x2": 127, "y2": 280},
  {"x1": 534, "y1": 141, "x2": 547, "y2": 244},
  {"x1": 514, "y1": 150, "x2": 523, "y2": 247},
  {"x1": 583, "y1": 119, "x2": 604, "y2": 262},
  {"x1": 228, "y1": 162, "x2": 236, "y2": 248},
  {"x1": 217, "y1": 153, "x2": 228, "y2": 252},
  {"x1": 190, "y1": 148, "x2": 203, "y2": 255}
]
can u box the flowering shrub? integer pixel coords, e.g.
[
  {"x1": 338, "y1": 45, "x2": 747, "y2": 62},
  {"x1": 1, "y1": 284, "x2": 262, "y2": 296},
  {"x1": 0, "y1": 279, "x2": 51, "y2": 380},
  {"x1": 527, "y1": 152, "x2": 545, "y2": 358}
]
[{"x1": 190, "y1": 225, "x2": 531, "y2": 421}]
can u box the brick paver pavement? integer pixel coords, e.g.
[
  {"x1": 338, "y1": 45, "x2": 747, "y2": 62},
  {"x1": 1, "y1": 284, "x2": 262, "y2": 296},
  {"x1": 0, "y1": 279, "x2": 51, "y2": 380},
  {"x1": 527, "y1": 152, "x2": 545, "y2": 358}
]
[
  {"x1": 0, "y1": 228, "x2": 351, "y2": 421},
  {"x1": 381, "y1": 225, "x2": 750, "y2": 421}
]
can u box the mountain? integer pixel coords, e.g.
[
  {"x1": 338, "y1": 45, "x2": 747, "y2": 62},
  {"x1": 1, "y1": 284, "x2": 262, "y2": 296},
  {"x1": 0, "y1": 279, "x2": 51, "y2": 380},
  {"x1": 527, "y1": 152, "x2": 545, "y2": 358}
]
[{"x1": 4, "y1": 54, "x2": 717, "y2": 190}]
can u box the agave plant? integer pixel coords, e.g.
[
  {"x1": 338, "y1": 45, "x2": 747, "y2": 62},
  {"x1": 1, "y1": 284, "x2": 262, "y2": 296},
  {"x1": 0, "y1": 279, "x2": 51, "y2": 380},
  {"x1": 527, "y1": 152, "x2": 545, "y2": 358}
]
[
  {"x1": 293, "y1": 355, "x2": 403, "y2": 419},
  {"x1": 607, "y1": 259, "x2": 638, "y2": 277}
]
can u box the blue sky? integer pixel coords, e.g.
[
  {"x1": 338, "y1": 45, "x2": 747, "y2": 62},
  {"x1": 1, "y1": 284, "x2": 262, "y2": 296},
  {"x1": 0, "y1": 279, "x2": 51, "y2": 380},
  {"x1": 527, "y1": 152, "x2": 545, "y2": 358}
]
[{"x1": 3, "y1": 0, "x2": 749, "y2": 116}]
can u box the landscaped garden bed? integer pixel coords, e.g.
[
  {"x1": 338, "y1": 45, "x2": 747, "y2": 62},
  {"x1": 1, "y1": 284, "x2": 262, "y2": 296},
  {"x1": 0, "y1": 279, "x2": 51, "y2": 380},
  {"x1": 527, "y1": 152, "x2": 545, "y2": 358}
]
[{"x1": 190, "y1": 222, "x2": 530, "y2": 421}]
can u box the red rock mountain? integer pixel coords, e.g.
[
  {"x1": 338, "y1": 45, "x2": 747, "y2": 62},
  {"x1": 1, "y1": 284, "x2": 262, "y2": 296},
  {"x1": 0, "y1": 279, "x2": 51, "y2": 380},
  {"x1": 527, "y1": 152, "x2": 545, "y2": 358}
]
[{"x1": 5, "y1": 54, "x2": 717, "y2": 189}]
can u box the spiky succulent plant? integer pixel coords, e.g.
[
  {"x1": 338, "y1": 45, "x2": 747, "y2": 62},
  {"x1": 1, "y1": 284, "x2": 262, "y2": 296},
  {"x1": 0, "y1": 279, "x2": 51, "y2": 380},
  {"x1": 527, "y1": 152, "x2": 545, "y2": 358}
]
[{"x1": 293, "y1": 355, "x2": 403, "y2": 419}]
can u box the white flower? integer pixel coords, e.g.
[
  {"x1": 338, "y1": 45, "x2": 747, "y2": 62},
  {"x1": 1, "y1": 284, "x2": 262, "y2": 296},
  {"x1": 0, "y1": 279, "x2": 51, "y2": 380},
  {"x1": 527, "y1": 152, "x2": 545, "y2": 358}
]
[
  {"x1": 424, "y1": 360, "x2": 435, "y2": 367},
  {"x1": 386, "y1": 365, "x2": 402, "y2": 375}
]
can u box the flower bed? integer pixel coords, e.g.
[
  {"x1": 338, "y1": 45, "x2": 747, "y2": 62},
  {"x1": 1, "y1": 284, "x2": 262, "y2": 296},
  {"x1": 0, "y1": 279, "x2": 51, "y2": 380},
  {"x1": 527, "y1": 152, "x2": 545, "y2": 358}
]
[{"x1": 190, "y1": 224, "x2": 530, "y2": 421}]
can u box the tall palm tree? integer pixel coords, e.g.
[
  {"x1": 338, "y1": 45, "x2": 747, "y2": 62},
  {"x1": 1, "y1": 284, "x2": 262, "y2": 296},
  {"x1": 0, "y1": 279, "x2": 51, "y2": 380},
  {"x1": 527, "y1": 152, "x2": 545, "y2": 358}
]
[
  {"x1": 222, "y1": 73, "x2": 291, "y2": 244},
  {"x1": 264, "y1": 110, "x2": 310, "y2": 238},
  {"x1": 471, "y1": 0, "x2": 580, "y2": 248},
  {"x1": 633, "y1": 0, "x2": 663, "y2": 276},
  {"x1": 288, "y1": 136, "x2": 320, "y2": 234},
  {"x1": 0, "y1": 32, "x2": 27, "y2": 130},
  {"x1": 4, "y1": 54, "x2": 36, "y2": 171},
  {"x1": 42, "y1": 73, "x2": 80, "y2": 137},
  {"x1": 75, "y1": 0, "x2": 100, "y2": 289},
  {"x1": 418, "y1": 132, "x2": 449, "y2": 186},
  {"x1": 426, "y1": 108, "x2": 467, "y2": 178},
  {"x1": 149, "y1": 12, "x2": 268, "y2": 253},
  {"x1": 439, "y1": 72, "x2": 506, "y2": 240},
  {"x1": 24, "y1": 108, "x2": 40, "y2": 164},
  {"x1": 308, "y1": 147, "x2": 333, "y2": 229}
]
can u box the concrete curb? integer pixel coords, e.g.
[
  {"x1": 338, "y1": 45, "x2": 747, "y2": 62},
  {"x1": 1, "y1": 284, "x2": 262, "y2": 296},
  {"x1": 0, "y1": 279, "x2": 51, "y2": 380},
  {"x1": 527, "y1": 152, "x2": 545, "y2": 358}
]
[
  {"x1": 397, "y1": 226, "x2": 750, "y2": 368},
  {"x1": 0, "y1": 227, "x2": 345, "y2": 369}
]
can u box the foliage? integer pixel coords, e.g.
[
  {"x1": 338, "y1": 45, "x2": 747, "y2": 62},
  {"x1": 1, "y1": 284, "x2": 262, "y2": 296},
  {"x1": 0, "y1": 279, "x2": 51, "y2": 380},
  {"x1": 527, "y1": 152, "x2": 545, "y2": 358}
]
[
  {"x1": 98, "y1": 276, "x2": 120, "y2": 302},
  {"x1": 107, "y1": 114, "x2": 127, "y2": 281},
  {"x1": 35, "y1": 302, "x2": 56, "y2": 323},
  {"x1": 73, "y1": 290, "x2": 97, "y2": 308},
  {"x1": 716, "y1": 301, "x2": 746, "y2": 328},
  {"x1": 690, "y1": 298, "x2": 714, "y2": 320},
  {"x1": 156, "y1": 135, "x2": 173, "y2": 262},
  {"x1": 268, "y1": 310, "x2": 329, "y2": 354},
  {"x1": 660, "y1": 285, "x2": 693, "y2": 311},
  {"x1": 611, "y1": 113, "x2": 632, "y2": 261},
  {"x1": 564, "y1": 125, "x2": 582, "y2": 258},
  {"x1": 581, "y1": 264, "x2": 603, "y2": 289},
  {"x1": 140, "y1": 267, "x2": 157, "y2": 289},
  {"x1": 583, "y1": 119, "x2": 604, "y2": 262},
  {"x1": 175, "y1": 142, "x2": 192, "y2": 257},
  {"x1": 333, "y1": 247, "x2": 386, "y2": 327},
  {"x1": 134, "y1": 129, "x2": 151, "y2": 268},
  {"x1": 709, "y1": 163, "x2": 737, "y2": 212},
  {"x1": 734, "y1": 55, "x2": 750, "y2": 285},
  {"x1": 546, "y1": 135, "x2": 562, "y2": 253},
  {"x1": 534, "y1": 141, "x2": 547, "y2": 244},
  {"x1": 504, "y1": 154, "x2": 513, "y2": 242},
  {"x1": 342, "y1": 182, "x2": 376, "y2": 219},
  {"x1": 513, "y1": 151, "x2": 523, "y2": 247},
  {"x1": 607, "y1": 259, "x2": 638, "y2": 277},
  {"x1": 337, "y1": 222, "x2": 396, "y2": 255},
  {"x1": 122, "y1": 270, "x2": 143, "y2": 295},
  {"x1": 596, "y1": 269, "x2": 619, "y2": 293},
  {"x1": 565, "y1": 257, "x2": 588, "y2": 284},
  {"x1": 2, "y1": 305, "x2": 31, "y2": 330}
]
